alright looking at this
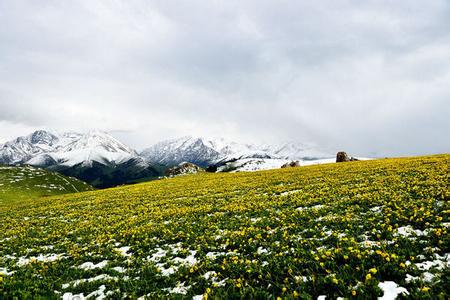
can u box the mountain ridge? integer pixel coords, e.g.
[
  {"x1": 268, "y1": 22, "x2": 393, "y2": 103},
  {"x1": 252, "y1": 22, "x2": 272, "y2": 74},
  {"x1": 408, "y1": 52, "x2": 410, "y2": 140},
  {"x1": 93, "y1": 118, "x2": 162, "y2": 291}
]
[
  {"x1": 0, "y1": 130, "x2": 333, "y2": 187},
  {"x1": 140, "y1": 135, "x2": 331, "y2": 168},
  {"x1": 0, "y1": 130, "x2": 159, "y2": 188}
]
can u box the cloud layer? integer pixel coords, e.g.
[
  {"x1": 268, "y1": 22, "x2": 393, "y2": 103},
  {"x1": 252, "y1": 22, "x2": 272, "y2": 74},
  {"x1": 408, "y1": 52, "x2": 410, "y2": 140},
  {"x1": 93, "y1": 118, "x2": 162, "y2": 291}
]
[{"x1": 1, "y1": 0, "x2": 449, "y2": 156}]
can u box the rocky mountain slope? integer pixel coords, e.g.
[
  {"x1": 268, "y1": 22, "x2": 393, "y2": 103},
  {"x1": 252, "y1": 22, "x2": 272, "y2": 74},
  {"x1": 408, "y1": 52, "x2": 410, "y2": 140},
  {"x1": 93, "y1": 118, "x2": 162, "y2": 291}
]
[
  {"x1": 141, "y1": 136, "x2": 331, "y2": 168},
  {"x1": 0, "y1": 130, "x2": 159, "y2": 188},
  {"x1": 141, "y1": 136, "x2": 332, "y2": 172}
]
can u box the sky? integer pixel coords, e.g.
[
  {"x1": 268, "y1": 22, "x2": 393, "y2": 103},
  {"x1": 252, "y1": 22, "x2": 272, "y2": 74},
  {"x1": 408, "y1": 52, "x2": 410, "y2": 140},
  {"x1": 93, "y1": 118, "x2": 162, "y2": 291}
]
[{"x1": 0, "y1": 0, "x2": 449, "y2": 156}]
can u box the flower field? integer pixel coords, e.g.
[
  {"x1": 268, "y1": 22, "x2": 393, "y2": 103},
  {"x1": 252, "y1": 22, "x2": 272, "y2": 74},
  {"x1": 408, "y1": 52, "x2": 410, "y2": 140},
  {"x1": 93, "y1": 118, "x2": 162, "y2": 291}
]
[{"x1": 0, "y1": 155, "x2": 449, "y2": 299}]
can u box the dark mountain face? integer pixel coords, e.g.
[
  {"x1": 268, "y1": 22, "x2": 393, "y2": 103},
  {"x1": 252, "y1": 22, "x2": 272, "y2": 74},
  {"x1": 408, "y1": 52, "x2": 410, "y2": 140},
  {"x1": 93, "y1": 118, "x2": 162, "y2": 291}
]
[{"x1": 54, "y1": 158, "x2": 160, "y2": 188}]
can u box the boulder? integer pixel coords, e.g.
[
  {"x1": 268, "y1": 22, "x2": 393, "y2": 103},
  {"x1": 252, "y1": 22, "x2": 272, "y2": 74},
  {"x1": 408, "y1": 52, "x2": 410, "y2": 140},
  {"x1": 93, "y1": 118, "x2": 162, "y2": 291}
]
[
  {"x1": 336, "y1": 152, "x2": 359, "y2": 162},
  {"x1": 281, "y1": 161, "x2": 301, "y2": 168}
]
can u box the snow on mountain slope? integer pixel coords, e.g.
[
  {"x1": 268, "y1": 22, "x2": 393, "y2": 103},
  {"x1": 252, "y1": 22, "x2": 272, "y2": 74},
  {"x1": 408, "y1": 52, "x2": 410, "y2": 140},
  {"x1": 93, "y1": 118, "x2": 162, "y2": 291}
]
[
  {"x1": 217, "y1": 158, "x2": 292, "y2": 172},
  {"x1": 259, "y1": 142, "x2": 331, "y2": 160},
  {"x1": 2, "y1": 131, "x2": 341, "y2": 177},
  {"x1": 0, "y1": 130, "x2": 138, "y2": 167},
  {"x1": 0, "y1": 130, "x2": 65, "y2": 165},
  {"x1": 141, "y1": 136, "x2": 222, "y2": 167},
  {"x1": 141, "y1": 136, "x2": 331, "y2": 168},
  {"x1": 51, "y1": 131, "x2": 137, "y2": 167}
]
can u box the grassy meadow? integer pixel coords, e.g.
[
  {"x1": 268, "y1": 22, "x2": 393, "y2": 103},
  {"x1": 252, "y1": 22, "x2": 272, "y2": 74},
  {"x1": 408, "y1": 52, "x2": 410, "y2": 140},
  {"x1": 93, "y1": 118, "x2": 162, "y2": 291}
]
[{"x1": 0, "y1": 155, "x2": 448, "y2": 299}]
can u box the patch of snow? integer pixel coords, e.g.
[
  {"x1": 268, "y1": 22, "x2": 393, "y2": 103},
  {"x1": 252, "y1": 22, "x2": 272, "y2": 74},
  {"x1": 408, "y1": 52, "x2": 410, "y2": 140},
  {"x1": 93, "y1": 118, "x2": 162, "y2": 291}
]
[
  {"x1": 257, "y1": 247, "x2": 269, "y2": 255},
  {"x1": 163, "y1": 282, "x2": 191, "y2": 295},
  {"x1": 17, "y1": 253, "x2": 65, "y2": 266},
  {"x1": 422, "y1": 272, "x2": 435, "y2": 283},
  {"x1": 370, "y1": 206, "x2": 382, "y2": 213},
  {"x1": 112, "y1": 266, "x2": 126, "y2": 273},
  {"x1": 377, "y1": 281, "x2": 409, "y2": 300},
  {"x1": 148, "y1": 248, "x2": 167, "y2": 262},
  {"x1": 280, "y1": 190, "x2": 301, "y2": 196},
  {"x1": 115, "y1": 246, "x2": 132, "y2": 257},
  {"x1": 85, "y1": 284, "x2": 114, "y2": 300},
  {"x1": 156, "y1": 263, "x2": 178, "y2": 276},
  {"x1": 62, "y1": 292, "x2": 85, "y2": 300},
  {"x1": 297, "y1": 204, "x2": 325, "y2": 211},
  {"x1": 62, "y1": 274, "x2": 118, "y2": 289},
  {"x1": 405, "y1": 274, "x2": 418, "y2": 283},
  {"x1": 205, "y1": 251, "x2": 226, "y2": 259},
  {"x1": 395, "y1": 226, "x2": 426, "y2": 237},
  {"x1": 173, "y1": 250, "x2": 197, "y2": 266},
  {"x1": 203, "y1": 271, "x2": 216, "y2": 280},
  {"x1": 78, "y1": 260, "x2": 108, "y2": 270},
  {"x1": 415, "y1": 260, "x2": 447, "y2": 271},
  {"x1": 0, "y1": 267, "x2": 15, "y2": 276}
]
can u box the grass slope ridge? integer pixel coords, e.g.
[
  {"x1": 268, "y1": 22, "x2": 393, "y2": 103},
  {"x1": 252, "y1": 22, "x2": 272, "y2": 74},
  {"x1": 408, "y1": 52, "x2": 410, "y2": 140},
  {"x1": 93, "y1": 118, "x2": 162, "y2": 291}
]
[
  {"x1": 0, "y1": 155, "x2": 449, "y2": 299},
  {"x1": 0, "y1": 165, "x2": 93, "y2": 203}
]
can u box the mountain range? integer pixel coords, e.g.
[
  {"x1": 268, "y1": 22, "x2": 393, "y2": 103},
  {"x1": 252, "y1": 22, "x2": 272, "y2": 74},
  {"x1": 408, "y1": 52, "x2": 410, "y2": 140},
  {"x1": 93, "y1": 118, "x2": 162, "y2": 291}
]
[
  {"x1": 141, "y1": 136, "x2": 330, "y2": 167},
  {"x1": 0, "y1": 130, "x2": 332, "y2": 188}
]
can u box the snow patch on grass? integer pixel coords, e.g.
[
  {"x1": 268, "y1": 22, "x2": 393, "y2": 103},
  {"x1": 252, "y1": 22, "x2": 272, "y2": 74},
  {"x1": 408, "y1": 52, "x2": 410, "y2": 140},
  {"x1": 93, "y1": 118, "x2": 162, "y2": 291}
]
[
  {"x1": 62, "y1": 274, "x2": 118, "y2": 289},
  {"x1": 395, "y1": 226, "x2": 427, "y2": 237},
  {"x1": 377, "y1": 281, "x2": 409, "y2": 299},
  {"x1": 115, "y1": 246, "x2": 132, "y2": 257},
  {"x1": 17, "y1": 253, "x2": 65, "y2": 266},
  {"x1": 162, "y1": 281, "x2": 191, "y2": 295},
  {"x1": 78, "y1": 260, "x2": 108, "y2": 270}
]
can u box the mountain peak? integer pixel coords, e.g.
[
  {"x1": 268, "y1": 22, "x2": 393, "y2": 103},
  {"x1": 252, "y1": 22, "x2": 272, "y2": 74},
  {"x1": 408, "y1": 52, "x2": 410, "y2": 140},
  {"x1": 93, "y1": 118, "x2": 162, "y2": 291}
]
[
  {"x1": 141, "y1": 136, "x2": 330, "y2": 167},
  {"x1": 29, "y1": 130, "x2": 59, "y2": 145},
  {"x1": 0, "y1": 129, "x2": 137, "y2": 167}
]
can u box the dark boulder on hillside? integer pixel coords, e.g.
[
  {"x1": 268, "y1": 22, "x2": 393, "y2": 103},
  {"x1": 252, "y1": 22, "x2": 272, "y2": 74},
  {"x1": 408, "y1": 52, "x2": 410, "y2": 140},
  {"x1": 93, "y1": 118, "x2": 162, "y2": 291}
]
[
  {"x1": 165, "y1": 162, "x2": 203, "y2": 177},
  {"x1": 281, "y1": 161, "x2": 301, "y2": 168},
  {"x1": 336, "y1": 152, "x2": 359, "y2": 162},
  {"x1": 336, "y1": 152, "x2": 350, "y2": 162}
]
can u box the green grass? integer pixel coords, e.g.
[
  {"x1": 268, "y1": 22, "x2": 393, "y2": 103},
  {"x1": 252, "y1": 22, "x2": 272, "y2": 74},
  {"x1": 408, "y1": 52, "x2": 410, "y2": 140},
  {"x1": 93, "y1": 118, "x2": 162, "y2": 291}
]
[
  {"x1": 0, "y1": 165, "x2": 93, "y2": 205},
  {"x1": 0, "y1": 155, "x2": 449, "y2": 299}
]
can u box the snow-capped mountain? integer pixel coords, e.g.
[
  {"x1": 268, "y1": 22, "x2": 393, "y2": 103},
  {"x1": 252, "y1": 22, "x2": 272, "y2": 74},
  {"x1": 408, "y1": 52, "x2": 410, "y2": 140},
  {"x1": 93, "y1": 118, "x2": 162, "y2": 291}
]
[
  {"x1": 49, "y1": 130, "x2": 138, "y2": 167},
  {"x1": 141, "y1": 136, "x2": 331, "y2": 168},
  {"x1": 0, "y1": 130, "x2": 159, "y2": 188},
  {"x1": 0, "y1": 130, "x2": 63, "y2": 165},
  {"x1": 0, "y1": 130, "x2": 336, "y2": 186},
  {"x1": 0, "y1": 130, "x2": 137, "y2": 167},
  {"x1": 141, "y1": 136, "x2": 223, "y2": 167}
]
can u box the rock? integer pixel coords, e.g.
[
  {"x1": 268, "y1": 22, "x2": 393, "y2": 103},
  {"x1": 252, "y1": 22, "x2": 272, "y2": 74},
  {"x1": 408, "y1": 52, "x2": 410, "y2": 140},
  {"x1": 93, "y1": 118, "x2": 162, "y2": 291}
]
[
  {"x1": 336, "y1": 152, "x2": 359, "y2": 162},
  {"x1": 165, "y1": 162, "x2": 203, "y2": 177},
  {"x1": 281, "y1": 161, "x2": 301, "y2": 168},
  {"x1": 336, "y1": 152, "x2": 350, "y2": 162}
]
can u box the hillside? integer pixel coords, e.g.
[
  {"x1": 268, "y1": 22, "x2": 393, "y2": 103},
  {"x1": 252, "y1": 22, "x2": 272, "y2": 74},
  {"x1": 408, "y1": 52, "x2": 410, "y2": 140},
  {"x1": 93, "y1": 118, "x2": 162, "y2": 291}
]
[
  {"x1": 0, "y1": 155, "x2": 448, "y2": 299},
  {"x1": 0, "y1": 165, "x2": 93, "y2": 204}
]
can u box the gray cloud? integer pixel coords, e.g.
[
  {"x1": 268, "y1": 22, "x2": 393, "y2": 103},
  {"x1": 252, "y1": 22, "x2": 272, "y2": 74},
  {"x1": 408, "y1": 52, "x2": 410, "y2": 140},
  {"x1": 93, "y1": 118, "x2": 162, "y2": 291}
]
[{"x1": 0, "y1": 0, "x2": 449, "y2": 156}]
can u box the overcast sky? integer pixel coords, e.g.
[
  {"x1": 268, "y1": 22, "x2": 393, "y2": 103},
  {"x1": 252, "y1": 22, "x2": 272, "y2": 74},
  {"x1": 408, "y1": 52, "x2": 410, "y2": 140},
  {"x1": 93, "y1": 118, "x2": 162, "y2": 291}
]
[{"x1": 0, "y1": 0, "x2": 449, "y2": 156}]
